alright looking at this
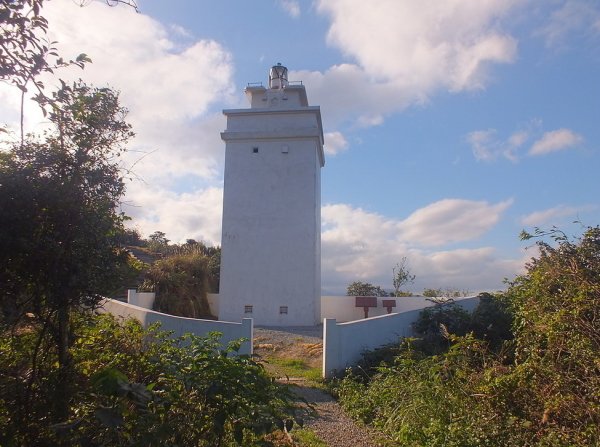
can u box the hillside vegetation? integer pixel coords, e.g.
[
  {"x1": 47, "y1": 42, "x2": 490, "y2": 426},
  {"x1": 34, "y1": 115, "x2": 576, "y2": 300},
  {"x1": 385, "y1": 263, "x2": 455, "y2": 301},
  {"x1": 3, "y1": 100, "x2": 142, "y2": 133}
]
[{"x1": 335, "y1": 226, "x2": 600, "y2": 446}]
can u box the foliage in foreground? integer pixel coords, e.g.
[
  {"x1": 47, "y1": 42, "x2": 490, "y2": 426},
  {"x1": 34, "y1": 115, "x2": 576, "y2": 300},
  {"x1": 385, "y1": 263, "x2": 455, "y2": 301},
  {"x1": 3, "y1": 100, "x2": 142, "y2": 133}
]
[
  {"x1": 337, "y1": 227, "x2": 600, "y2": 446},
  {"x1": 0, "y1": 312, "x2": 306, "y2": 446},
  {"x1": 0, "y1": 81, "x2": 135, "y2": 420}
]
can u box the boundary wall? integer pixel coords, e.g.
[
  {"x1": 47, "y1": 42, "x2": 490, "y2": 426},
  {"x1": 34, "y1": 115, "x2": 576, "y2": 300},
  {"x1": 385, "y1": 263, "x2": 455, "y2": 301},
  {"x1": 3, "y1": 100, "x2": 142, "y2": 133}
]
[
  {"x1": 322, "y1": 296, "x2": 480, "y2": 378},
  {"x1": 100, "y1": 298, "x2": 253, "y2": 356},
  {"x1": 322, "y1": 295, "x2": 446, "y2": 321},
  {"x1": 209, "y1": 294, "x2": 474, "y2": 323}
]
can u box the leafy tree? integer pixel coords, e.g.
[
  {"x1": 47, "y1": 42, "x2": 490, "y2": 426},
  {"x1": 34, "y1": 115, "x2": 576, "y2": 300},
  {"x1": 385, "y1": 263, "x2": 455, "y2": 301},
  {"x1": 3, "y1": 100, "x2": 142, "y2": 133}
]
[
  {"x1": 392, "y1": 257, "x2": 415, "y2": 296},
  {"x1": 1, "y1": 0, "x2": 138, "y2": 143},
  {"x1": 0, "y1": 81, "x2": 133, "y2": 420},
  {"x1": 422, "y1": 287, "x2": 441, "y2": 297},
  {"x1": 346, "y1": 281, "x2": 388, "y2": 297},
  {"x1": 422, "y1": 287, "x2": 469, "y2": 298},
  {"x1": 146, "y1": 230, "x2": 170, "y2": 252},
  {"x1": 117, "y1": 227, "x2": 145, "y2": 246},
  {"x1": 506, "y1": 226, "x2": 600, "y2": 442},
  {"x1": 1, "y1": 0, "x2": 93, "y2": 143}
]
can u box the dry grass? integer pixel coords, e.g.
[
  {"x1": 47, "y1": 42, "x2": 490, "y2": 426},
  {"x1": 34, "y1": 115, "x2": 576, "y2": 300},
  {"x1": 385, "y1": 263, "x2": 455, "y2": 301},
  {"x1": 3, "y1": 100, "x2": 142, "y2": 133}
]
[{"x1": 254, "y1": 334, "x2": 324, "y2": 384}]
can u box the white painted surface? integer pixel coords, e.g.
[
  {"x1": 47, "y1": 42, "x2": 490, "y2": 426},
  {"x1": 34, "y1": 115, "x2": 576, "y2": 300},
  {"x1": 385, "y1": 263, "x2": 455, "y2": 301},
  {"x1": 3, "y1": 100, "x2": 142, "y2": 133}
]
[
  {"x1": 322, "y1": 296, "x2": 480, "y2": 377},
  {"x1": 127, "y1": 289, "x2": 155, "y2": 309},
  {"x1": 218, "y1": 77, "x2": 323, "y2": 326},
  {"x1": 321, "y1": 295, "x2": 480, "y2": 322},
  {"x1": 207, "y1": 293, "x2": 219, "y2": 316},
  {"x1": 100, "y1": 298, "x2": 253, "y2": 355},
  {"x1": 207, "y1": 294, "x2": 480, "y2": 324}
]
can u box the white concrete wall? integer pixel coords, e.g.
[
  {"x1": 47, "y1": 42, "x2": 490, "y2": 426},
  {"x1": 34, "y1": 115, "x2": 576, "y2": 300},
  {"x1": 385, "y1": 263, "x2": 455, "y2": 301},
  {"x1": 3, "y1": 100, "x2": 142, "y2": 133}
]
[
  {"x1": 207, "y1": 293, "x2": 219, "y2": 317},
  {"x1": 127, "y1": 289, "x2": 155, "y2": 309},
  {"x1": 206, "y1": 294, "x2": 480, "y2": 325},
  {"x1": 321, "y1": 295, "x2": 444, "y2": 322},
  {"x1": 219, "y1": 84, "x2": 323, "y2": 326},
  {"x1": 100, "y1": 298, "x2": 253, "y2": 356},
  {"x1": 322, "y1": 296, "x2": 480, "y2": 378}
]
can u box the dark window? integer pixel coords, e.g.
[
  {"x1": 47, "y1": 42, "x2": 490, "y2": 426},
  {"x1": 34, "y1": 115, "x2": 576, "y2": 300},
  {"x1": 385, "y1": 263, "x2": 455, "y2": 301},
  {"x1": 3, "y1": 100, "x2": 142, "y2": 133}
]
[
  {"x1": 244, "y1": 305, "x2": 253, "y2": 314},
  {"x1": 279, "y1": 306, "x2": 288, "y2": 314},
  {"x1": 252, "y1": 147, "x2": 259, "y2": 153}
]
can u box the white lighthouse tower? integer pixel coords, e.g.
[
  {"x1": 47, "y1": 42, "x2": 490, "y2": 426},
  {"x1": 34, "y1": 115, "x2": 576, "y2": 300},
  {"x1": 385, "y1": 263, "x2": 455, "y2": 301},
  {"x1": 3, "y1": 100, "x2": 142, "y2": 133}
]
[{"x1": 219, "y1": 64, "x2": 324, "y2": 326}]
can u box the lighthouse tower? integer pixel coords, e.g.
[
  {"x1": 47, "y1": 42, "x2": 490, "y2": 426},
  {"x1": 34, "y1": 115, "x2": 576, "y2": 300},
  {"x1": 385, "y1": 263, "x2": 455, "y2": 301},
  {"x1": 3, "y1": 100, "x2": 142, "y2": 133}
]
[{"x1": 219, "y1": 64, "x2": 324, "y2": 326}]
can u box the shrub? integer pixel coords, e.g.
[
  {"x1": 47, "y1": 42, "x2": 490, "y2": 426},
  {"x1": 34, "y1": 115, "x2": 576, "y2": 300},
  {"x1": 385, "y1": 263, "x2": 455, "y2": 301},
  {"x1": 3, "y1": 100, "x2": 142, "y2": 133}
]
[
  {"x1": 140, "y1": 252, "x2": 214, "y2": 319},
  {"x1": 470, "y1": 292, "x2": 514, "y2": 350},
  {"x1": 0, "y1": 312, "x2": 305, "y2": 446},
  {"x1": 412, "y1": 301, "x2": 471, "y2": 354},
  {"x1": 336, "y1": 227, "x2": 600, "y2": 446}
]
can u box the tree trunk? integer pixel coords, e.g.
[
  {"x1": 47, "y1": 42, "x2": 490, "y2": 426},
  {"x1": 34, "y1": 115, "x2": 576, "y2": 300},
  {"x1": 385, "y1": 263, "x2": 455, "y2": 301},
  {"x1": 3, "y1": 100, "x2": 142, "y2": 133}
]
[{"x1": 54, "y1": 304, "x2": 71, "y2": 421}]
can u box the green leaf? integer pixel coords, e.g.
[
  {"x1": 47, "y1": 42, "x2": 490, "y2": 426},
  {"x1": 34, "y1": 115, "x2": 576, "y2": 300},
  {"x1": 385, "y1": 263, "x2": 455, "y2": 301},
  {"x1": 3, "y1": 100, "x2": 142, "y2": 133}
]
[
  {"x1": 91, "y1": 367, "x2": 129, "y2": 396},
  {"x1": 94, "y1": 407, "x2": 123, "y2": 428},
  {"x1": 233, "y1": 424, "x2": 244, "y2": 445},
  {"x1": 76, "y1": 53, "x2": 92, "y2": 63}
]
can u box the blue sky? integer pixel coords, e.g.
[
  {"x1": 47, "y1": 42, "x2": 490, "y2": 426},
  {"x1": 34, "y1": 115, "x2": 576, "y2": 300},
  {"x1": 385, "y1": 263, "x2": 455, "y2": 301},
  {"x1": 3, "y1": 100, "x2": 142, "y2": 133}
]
[{"x1": 1, "y1": 0, "x2": 598, "y2": 294}]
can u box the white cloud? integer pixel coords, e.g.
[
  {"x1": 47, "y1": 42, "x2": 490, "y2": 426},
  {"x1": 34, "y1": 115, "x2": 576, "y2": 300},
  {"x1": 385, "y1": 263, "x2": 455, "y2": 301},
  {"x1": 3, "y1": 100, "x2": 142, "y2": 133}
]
[
  {"x1": 319, "y1": 1, "x2": 516, "y2": 90},
  {"x1": 124, "y1": 184, "x2": 224, "y2": 245},
  {"x1": 290, "y1": 1, "x2": 522, "y2": 129},
  {"x1": 324, "y1": 131, "x2": 348, "y2": 155},
  {"x1": 467, "y1": 121, "x2": 584, "y2": 162},
  {"x1": 44, "y1": 3, "x2": 235, "y2": 123},
  {"x1": 467, "y1": 128, "x2": 529, "y2": 162},
  {"x1": 277, "y1": 0, "x2": 301, "y2": 18},
  {"x1": 321, "y1": 200, "x2": 522, "y2": 294},
  {"x1": 467, "y1": 129, "x2": 498, "y2": 162},
  {"x1": 293, "y1": 64, "x2": 409, "y2": 128},
  {"x1": 536, "y1": 0, "x2": 600, "y2": 48},
  {"x1": 520, "y1": 204, "x2": 596, "y2": 227},
  {"x1": 529, "y1": 128, "x2": 583, "y2": 155},
  {"x1": 397, "y1": 198, "x2": 514, "y2": 246},
  {"x1": 0, "y1": 2, "x2": 237, "y2": 243}
]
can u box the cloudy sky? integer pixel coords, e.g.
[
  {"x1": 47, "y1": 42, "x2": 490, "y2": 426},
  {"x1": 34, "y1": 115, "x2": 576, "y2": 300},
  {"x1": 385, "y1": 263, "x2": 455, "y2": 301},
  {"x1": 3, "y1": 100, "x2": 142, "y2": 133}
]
[{"x1": 2, "y1": 0, "x2": 599, "y2": 294}]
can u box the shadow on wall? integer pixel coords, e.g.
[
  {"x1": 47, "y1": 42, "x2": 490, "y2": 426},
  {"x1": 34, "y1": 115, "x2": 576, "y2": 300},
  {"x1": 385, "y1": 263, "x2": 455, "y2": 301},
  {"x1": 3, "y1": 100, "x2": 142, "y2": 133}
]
[{"x1": 100, "y1": 294, "x2": 253, "y2": 356}]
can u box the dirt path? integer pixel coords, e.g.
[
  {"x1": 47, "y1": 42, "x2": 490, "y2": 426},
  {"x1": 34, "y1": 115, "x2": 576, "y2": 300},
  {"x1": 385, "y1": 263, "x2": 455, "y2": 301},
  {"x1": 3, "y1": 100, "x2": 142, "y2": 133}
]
[
  {"x1": 289, "y1": 379, "x2": 385, "y2": 447},
  {"x1": 255, "y1": 326, "x2": 388, "y2": 447}
]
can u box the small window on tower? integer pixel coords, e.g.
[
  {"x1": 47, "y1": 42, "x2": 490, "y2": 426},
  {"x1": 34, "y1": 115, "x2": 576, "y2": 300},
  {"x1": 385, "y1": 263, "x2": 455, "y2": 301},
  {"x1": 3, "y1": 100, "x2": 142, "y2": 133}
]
[
  {"x1": 244, "y1": 305, "x2": 253, "y2": 314},
  {"x1": 252, "y1": 147, "x2": 259, "y2": 153},
  {"x1": 279, "y1": 306, "x2": 288, "y2": 314},
  {"x1": 281, "y1": 145, "x2": 289, "y2": 154}
]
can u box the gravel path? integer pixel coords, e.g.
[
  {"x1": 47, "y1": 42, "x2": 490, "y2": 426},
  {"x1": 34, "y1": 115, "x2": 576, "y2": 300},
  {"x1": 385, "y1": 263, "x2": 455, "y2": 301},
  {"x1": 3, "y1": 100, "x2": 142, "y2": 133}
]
[
  {"x1": 254, "y1": 326, "x2": 386, "y2": 447},
  {"x1": 291, "y1": 381, "x2": 384, "y2": 447}
]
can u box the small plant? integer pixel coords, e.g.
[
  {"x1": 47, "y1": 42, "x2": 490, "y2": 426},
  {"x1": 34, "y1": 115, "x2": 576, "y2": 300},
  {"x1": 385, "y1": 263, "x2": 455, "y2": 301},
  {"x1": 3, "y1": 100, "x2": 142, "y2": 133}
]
[
  {"x1": 291, "y1": 428, "x2": 327, "y2": 446},
  {"x1": 266, "y1": 357, "x2": 322, "y2": 383}
]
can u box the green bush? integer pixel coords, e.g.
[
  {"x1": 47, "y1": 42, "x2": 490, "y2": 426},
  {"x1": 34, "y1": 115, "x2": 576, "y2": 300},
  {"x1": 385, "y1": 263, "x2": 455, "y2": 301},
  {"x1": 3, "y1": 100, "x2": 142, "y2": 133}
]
[
  {"x1": 336, "y1": 227, "x2": 600, "y2": 446},
  {"x1": 140, "y1": 252, "x2": 214, "y2": 319},
  {"x1": 0, "y1": 312, "x2": 305, "y2": 446},
  {"x1": 412, "y1": 302, "x2": 472, "y2": 354},
  {"x1": 470, "y1": 292, "x2": 514, "y2": 350},
  {"x1": 348, "y1": 294, "x2": 515, "y2": 380}
]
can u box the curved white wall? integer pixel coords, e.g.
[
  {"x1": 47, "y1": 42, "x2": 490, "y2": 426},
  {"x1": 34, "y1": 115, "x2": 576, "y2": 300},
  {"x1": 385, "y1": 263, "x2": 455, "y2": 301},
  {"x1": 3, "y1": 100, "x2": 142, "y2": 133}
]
[{"x1": 100, "y1": 298, "x2": 253, "y2": 355}]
